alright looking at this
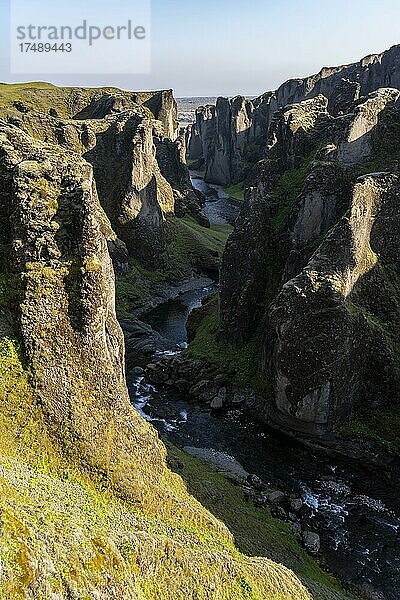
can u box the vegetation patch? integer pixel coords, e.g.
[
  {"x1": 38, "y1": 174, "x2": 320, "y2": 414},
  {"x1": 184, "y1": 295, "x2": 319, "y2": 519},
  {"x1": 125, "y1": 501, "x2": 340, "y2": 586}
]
[
  {"x1": 359, "y1": 108, "x2": 400, "y2": 174},
  {"x1": 225, "y1": 181, "x2": 245, "y2": 201},
  {"x1": 115, "y1": 215, "x2": 232, "y2": 319},
  {"x1": 166, "y1": 444, "x2": 359, "y2": 600},
  {"x1": 342, "y1": 264, "x2": 400, "y2": 453},
  {"x1": 184, "y1": 294, "x2": 269, "y2": 392},
  {"x1": 271, "y1": 153, "x2": 316, "y2": 232}
]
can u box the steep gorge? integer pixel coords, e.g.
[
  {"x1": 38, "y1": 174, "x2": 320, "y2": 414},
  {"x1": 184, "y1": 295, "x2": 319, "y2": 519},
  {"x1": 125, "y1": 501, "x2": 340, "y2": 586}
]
[
  {"x1": 3, "y1": 41, "x2": 400, "y2": 598},
  {"x1": 187, "y1": 44, "x2": 400, "y2": 187},
  {"x1": 0, "y1": 86, "x2": 322, "y2": 599},
  {"x1": 183, "y1": 47, "x2": 400, "y2": 466}
]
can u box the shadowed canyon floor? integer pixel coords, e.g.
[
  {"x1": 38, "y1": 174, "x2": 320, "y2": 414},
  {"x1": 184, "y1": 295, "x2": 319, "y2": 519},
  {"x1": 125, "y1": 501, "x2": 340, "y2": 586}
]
[{"x1": 2, "y1": 42, "x2": 400, "y2": 599}]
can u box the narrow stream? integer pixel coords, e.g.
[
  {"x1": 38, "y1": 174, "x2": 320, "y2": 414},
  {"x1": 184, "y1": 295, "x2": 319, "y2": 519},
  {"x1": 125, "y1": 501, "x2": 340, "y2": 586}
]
[
  {"x1": 190, "y1": 171, "x2": 241, "y2": 226},
  {"x1": 127, "y1": 176, "x2": 400, "y2": 599},
  {"x1": 142, "y1": 284, "x2": 217, "y2": 347}
]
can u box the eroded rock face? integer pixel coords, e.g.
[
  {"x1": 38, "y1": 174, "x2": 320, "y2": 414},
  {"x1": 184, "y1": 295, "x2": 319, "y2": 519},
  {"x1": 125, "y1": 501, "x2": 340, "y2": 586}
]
[
  {"x1": 337, "y1": 88, "x2": 400, "y2": 164},
  {"x1": 219, "y1": 174, "x2": 275, "y2": 345},
  {"x1": 154, "y1": 128, "x2": 208, "y2": 225},
  {"x1": 0, "y1": 86, "x2": 192, "y2": 267},
  {"x1": 0, "y1": 123, "x2": 167, "y2": 495},
  {"x1": 267, "y1": 174, "x2": 400, "y2": 436},
  {"x1": 189, "y1": 44, "x2": 400, "y2": 186},
  {"x1": 220, "y1": 95, "x2": 336, "y2": 345},
  {"x1": 84, "y1": 114, "x2": 174, "y2": 267},
  {"x1": 219, "y1": 88, "x2": 400, "y2": 439},
  {"x1": 0, "y1": 121, "x2": 315, "y2": 600},
  {"x1": 2, "y1": 85, "x2": 179, "y2": 138}
]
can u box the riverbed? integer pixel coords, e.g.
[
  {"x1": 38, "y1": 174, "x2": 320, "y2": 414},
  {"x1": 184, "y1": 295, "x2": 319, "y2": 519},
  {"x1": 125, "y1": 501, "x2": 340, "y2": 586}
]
[
  {"x1": 127, "y1": 176, "x2": 400, "y2": 599},
  {"x1": 190, "y1": 170, "x2": 241, "y2": 226}
]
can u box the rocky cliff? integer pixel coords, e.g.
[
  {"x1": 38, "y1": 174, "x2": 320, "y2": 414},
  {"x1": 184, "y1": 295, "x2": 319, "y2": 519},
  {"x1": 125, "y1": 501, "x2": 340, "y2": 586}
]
[
  {"x1": 0, "y1": 83, "x2": 207, "y2": 269},
  {"x1": 188, "y1": 44, "x2": 400, "y2": 187},
  {"x1": 0, "y1": 119, "x2": 318, "y2": 598},
  {"x1": 216, "y1": 83, "x2": 400, "y2": 449},
  {"x1": 0, "y1": 83, "x2": 179, "y2": 138}
]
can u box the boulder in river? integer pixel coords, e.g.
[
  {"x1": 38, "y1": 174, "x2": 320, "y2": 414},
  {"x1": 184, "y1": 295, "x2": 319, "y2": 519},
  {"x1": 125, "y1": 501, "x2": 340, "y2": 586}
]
[{"x1": 302, "y1": 532, "x2": 321, "y2": 555}]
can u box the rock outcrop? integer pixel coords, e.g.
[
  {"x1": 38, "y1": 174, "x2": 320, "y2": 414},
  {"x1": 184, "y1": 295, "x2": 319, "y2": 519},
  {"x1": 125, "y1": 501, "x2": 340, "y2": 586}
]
[
  {"x1": 0, "y1": 84, "x2": 179, "y2": 138},
  {"x1": 268, "y1": 173, "x2": 400, "y2": 436},
  {"x1": 154, "y1": 127, "x2": 209, "y2": 226},
  {"x1": 188, "y1": 44, "x2": 400, "y2": 186},
  {"x1": 0, "y1": 122, "x2": 314, "y2": 599},
  {"x1": 187, "y1": 96, "x2": 262, "y2": 186},
  {"x1": 218, "y1": 86, "x2": 400, "y2": 442},
  {"x1": 0, "y1": 83, "x2": 206, "y2": 268},
  {"x1": 0, "y1": 122, "x2": 165, "y2": 493}
]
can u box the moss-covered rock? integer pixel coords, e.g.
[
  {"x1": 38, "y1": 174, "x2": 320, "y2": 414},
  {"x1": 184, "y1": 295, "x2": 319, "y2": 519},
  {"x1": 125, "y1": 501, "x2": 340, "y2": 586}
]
[
  {"x1": 216, "y1": 88, "x2": 400, "y2": 455},
  {"x1": 268, "y1": 173, "x2": 400, "y2": 436},
  {"x1": 0, "y1": 121, "x2": 319, "y2": 599},
  {"x1": 188, "y1": 45, "x2": 400, "y2": 187},
  {"x1": 0, "y1": 82, "x2": 209, "y2": 269}
]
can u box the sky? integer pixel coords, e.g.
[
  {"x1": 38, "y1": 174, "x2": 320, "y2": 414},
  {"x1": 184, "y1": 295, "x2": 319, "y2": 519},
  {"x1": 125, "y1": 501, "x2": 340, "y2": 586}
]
[{"x1": 1, "y1": 0, "x2": 400, "y2": 97}]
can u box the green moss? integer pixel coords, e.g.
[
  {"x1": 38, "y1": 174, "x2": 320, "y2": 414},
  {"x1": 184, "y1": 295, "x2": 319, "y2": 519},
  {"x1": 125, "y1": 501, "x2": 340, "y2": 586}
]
[
  {"x1": 166, "y1": 444, "x2": 359, "y2": 600},
  {"x1": 184, "y1": 295, "x2": 269, "y2": 392},
  {"x1": 0, "y1": 326, "x2": 316, "y2": 600},
  {"x1": 225, "y1": 181, "x2": 245, "y2": 201},
  {"x1": 166, "y1": 216, "x2": 231, "y2": 276},
  {"x1": 243, "y1": 142, "x2": 263, "y2": 166},
  {"x1": 115, "y1": 261, "x2": 155, "y2": 319},
  {"x1": 271, "y1": 153, "x2": 316, "y2": 232},
  {"x1": 0, "y1": 337, "x2": 20, "y2": 362},
  {"x1": 342, "y1": 264, "x2": 400, "y2": 453},
  {"x1": 0, "y1": 82, "x2": 166, "y2": 122}
]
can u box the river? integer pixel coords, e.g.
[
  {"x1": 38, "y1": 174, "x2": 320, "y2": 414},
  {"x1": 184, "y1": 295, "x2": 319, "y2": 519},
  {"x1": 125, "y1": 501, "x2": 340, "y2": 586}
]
[
  {"x1": 127, "y1": 176, "x2": 400, "y2": 600},
  {"x1": 190, "y1": 170, "x2": 241, "y2": 226}
]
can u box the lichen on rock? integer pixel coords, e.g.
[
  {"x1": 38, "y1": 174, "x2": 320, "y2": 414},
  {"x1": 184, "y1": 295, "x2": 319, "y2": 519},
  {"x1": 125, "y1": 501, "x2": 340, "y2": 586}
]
[{"x1": 0, "y1": 120, "x2": 314, "y2": 599}]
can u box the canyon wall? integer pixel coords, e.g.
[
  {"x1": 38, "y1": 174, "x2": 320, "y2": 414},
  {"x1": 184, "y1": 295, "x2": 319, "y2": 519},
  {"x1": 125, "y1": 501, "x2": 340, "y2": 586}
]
[
  {"x1": 0, "y1": 83, "x2": 206, "y2": 268},
  {"x1": 218, "y1": 85, "x2": 400, "y2": 440},
  {"x1": 0, "y1": 87, "x2": 313, "y2": 599},
  {"x1": 188, "y1": 44, "x2": 400, "y2": 187}
]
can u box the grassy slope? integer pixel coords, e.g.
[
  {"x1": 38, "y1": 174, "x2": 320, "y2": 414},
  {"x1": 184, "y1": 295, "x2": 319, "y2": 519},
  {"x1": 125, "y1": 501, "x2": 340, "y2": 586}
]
[
  {"x1": 167, "y1": 444, "x2": 359, "y2": 600},
  {"x1": 184, "y1": 295, "x2": 268, "y2": 392},
  {"x1": 225, "y1": 181, "x2": 245, "y2": 201},
  {"x1": 0, "y1": 334, "x2": 315, "y2": 600},
  {"x1": 0, "y1": 82, "x2": 162, "y2": 120},
  {"x1": 116, "y1": 215, "x2": 232, "y2": 319}
]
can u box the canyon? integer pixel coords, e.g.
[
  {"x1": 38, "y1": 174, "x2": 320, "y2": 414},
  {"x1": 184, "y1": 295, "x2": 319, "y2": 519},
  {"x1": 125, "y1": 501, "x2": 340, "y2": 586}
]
[{"x1": 1, "y1": 43, "x2": 400, "y2": 600}]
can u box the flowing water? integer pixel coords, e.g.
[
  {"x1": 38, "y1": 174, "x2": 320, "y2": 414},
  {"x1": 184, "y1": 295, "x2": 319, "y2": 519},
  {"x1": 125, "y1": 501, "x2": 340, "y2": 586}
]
[
  {"x1": 128, "y1": 177, "x2": 400, "y2": 599},
  {"x1": 190, "y1": 171, "x2": 241, "y2": 226},
  {"x1": 143, "y1": 284, "x2": 217, "y2": 347}
]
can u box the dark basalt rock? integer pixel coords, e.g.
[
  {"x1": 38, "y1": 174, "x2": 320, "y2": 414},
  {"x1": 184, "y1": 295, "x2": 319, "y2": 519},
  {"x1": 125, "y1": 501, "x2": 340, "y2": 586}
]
[
  {"x1": 218, "y1": 87, "x2": 400, "y2": 445},
  {"x1": 267, "y1": 173, "x2": 400, "y2": 436},
  {"x1": 154, "y1": 127, "x2": 209, "y2": 226},
  {"x1": 188, "y1": 44, "x2": 400, "y2": 187},
  {"x1": 302, "y1": 532, "x2": 321, "y2": 555}
]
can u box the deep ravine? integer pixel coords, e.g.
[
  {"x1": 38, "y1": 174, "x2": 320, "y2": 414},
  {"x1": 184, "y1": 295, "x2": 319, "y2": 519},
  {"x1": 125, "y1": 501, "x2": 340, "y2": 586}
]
[
  {"x1": 126, "y1": 176, "x2": 400, "y2": 599},
  {"x1": 129, "y1": 289, "x2": 400, "y2": 600},
  {"x1": 190, "y1": 170, "x2": 242, "y2": 226}
]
